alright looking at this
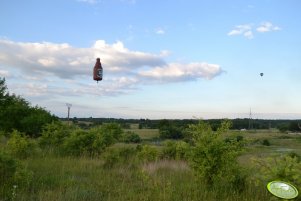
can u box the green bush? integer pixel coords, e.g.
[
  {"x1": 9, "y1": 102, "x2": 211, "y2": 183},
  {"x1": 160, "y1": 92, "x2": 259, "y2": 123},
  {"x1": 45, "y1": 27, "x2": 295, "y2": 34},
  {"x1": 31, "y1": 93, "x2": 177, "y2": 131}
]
[
  {"x1": 39, "y1": 121, "x2": 72, "y2": 148},
  {"x1": 0, "y1": 151, "x2": 17, "y2": 186},
  {"x1": 102, "y1": 147, "x2": 137, "y2": 168},
  {"x1": 63, "y1": 129, "x2": 95, "y2": 156},
  {"x1": 287, "y1": 152, "x2": 301, "y2": 162},
  {"x1": 188, "y1": 120, "x2": 245, "y2": 188},
  {"x1": 91, "y1": 124, "x2": 122, "y2": 154},
  {"x1": 262, "y1": 139, "x2": 270, "y2": 146},
  {"x1": 138, "y1": 145, "x2": 158, "y2": 162},
  {"x1": 253, "y1": 154, "x2": 301, "y2": 187},
  {"x1": 99, "y1": 123, "x2": 123, "y2": 141},
  {"x1": 123, "y1": 131, "x2": 141, "y2": 143},
  {"x1": 162, "y1": 140, "x2": 190, "y2": 160},
  {"x1": 0, "y1": 151, "x2": 33, "y2": 200},
  {"x1": 7, "y1": 130, "x2": 36, "y2": 158},
  {"x1": 0, "y1": 77, "x2": 58, "y2": 137},
  {"x1": 63, "y1": 123, "x2": 123, "y2": 157}
]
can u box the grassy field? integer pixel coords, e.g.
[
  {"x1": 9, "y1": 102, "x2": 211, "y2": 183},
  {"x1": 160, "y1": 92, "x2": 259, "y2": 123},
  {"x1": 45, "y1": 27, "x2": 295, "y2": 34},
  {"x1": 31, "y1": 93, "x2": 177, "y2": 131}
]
[
  {"x1": 125, "y1": 128, "x2": 159, "y2": 140},
  {"x1": 5, "y1": 155, "x2": 272, "y2": 201},
  {"x1": 1, "y1": 128, "x2": 301, "y2": 201}
]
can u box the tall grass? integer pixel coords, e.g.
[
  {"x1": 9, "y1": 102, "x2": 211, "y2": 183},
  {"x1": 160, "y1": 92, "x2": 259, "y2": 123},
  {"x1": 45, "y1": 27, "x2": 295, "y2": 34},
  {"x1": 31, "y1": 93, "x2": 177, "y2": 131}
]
[
  {"x1": 5, "y1": 153, "x2": 275, "y2": 201},
  {"x1": 2, "y1": 128, "x2": 301, "y2": 201}
]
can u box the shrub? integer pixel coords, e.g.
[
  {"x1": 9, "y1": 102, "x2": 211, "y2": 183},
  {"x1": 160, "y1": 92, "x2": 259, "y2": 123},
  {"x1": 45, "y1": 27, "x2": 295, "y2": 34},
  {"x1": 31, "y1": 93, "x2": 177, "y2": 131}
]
[
  {"x1": 162, "y1": 140, "x2": 190, "y2": 160},
  {"x1": 123, "y1": 131, "x2": 141, "y2": 143},
  {"x1": 7, "y1": 130, "x2": 36, "y2": 158},
  {"x1": 63, "y1": 123, "x2": 123, "y2": 157},
  {"x1": 287, "y1": 152, "x2": 301, "y2": 162},
  {"x1": 138, "y1": 145, "x2": 158, "y2": 162},
  {"x1": 39, "y1": 121, "x2": 72, "y2": 148},
  {"x1": 63, "y1": 129, "x2": 95, "y2": 156},
  {"x1": 91, "y1": 124, "x2": 123, "y2": 154},
  {"x1": 262, "y1": 139, "x2": 270, "y2": 146},
  {"x1": 236, "y1": 135, "x2": 244, "y2": 142},
  {"x1": 0, "y1": 151, "x2": 17, "y2": 186},
  {"x1": 0, "y1": 78, "x2": 58, "y2": 137},
  {"x1": 102, "y1": 147, "x2": 137, "y2": 168},
  {"x1": 0, "y1": 151, "x2": 33, "y2": 200},
  {"x1": 188, "y1": 120, "x2": 245, "y2": 188},
  {"x1": 99, "y1": 123, "x2": 123, "y2": 141},
  {"x1": 253, "y1": 154, "x2": 301, "y2": 186}
]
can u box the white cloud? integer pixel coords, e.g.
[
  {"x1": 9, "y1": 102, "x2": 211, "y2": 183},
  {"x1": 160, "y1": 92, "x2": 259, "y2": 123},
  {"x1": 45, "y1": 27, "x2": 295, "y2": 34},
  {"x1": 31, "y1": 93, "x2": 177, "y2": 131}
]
[
  {"x1": 0, "y1": 39, "x2": 164, "y2": 78},
  {"x1": 256, "y1": 22, "x2": 281, "y2": 33},
  {"x1": 0, "y1": 39, "x2": 223, "y2": 97},
  {"x1": 0, "y1": 70, "x2": 10, "y2": 77},
  {"x1": 155, "y1": 28, "x2": 165, "y2": 35},
  {"x1": 227, "y1": 24, "x2": 253, "y2": 39},
  {"x1": 244, "y1": 31, "x2": 254, "y2": 39},
  {"x1": 139, "y1": 62, "x2": 222, "y2": 82},
  {"x1": 228, "y1": 22, "x2": 280, "y2": 39}
]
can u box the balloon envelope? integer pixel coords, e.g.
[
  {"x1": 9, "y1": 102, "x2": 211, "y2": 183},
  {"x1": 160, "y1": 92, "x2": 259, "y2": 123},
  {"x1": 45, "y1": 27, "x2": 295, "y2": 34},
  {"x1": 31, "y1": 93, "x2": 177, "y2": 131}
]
[{"x1": 93, "y1": 58, "x2": 103, "y2": 82}]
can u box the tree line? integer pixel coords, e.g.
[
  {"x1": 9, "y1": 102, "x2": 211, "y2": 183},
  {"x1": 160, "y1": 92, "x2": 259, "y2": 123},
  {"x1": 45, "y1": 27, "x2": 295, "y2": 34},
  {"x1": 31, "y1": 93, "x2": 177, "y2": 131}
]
[
  {"x1": 68, "y1": 117, "x2": 301, "y2": 133},
  {"x1": 0, "y1": 77, "x2": 57, "y2": 137}
]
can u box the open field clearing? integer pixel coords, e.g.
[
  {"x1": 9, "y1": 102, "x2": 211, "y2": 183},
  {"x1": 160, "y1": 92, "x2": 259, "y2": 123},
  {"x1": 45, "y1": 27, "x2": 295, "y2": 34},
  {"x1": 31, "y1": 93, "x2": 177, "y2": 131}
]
[{"x1": 1, "y1": 123, "x2": 300, "y2": 201}]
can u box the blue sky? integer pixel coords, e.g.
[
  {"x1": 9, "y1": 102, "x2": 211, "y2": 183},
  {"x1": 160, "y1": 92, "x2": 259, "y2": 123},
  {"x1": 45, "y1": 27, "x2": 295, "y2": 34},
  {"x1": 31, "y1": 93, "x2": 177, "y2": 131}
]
[{"x1": 0, "y1": 0, "x2": 301, "y2": 119}]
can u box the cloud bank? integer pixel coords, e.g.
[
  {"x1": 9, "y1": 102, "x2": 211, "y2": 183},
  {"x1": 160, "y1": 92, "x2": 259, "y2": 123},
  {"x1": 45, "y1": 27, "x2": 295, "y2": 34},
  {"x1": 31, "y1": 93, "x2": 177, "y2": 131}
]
[
  {"x1": 228, "y1": 21, "x2": 280, "y2": 39},
  {"x1": 0, "y1": 39, "x2": 223, "y2": 97}
]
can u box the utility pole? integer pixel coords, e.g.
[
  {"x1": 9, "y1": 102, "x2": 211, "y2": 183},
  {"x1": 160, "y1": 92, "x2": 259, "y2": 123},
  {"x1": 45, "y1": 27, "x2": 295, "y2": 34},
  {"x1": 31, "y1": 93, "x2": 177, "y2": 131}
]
[
  {"x1": 66, "y1": 103, "x2": 72, "y2": 125},
  {"x1": 248, "y1": 108, "x2": 253, "y2": 130}
]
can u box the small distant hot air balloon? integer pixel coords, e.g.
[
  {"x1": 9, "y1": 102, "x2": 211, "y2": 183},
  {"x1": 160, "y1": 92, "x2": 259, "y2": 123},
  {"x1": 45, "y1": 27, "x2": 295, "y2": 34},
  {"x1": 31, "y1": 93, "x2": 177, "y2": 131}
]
[
  {"x1": 93, "y1": 58, "x2": 103, "y2": 82},
  {"x1": 260, "y1": 73, "x2": 264, "y2": 77}
]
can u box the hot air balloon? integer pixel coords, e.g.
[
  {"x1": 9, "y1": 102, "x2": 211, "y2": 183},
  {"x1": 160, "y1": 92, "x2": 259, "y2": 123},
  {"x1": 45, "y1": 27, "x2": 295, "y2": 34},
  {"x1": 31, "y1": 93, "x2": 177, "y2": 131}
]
[
  {"x1": 260, "y1": 73, "x2": 264, "y2": 77},
  {"x1": 93, "y1": 58, "x2": 103, "y2": 82}
]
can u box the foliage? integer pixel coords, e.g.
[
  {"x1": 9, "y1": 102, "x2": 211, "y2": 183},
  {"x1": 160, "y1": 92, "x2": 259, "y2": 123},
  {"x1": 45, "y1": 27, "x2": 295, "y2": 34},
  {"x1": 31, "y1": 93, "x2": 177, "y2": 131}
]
[
  {"x1": 0, "y1": 151, "x2": 33, "y2": 200},
  {"x1": 277, "y1": 121, "x2": 301, "y2": 133},
  {"x1": 261, "y1": 139, "x2": 270, "y2": 146},
  {"x1": 0, "y1": 151, "x2": 18, "y2": 186},
  {"x1": 7, "y1": 130, "x2": 36, "y2": 158},
  {"x1": 0, "y1": 77, "x2": 58, "y2": 137},
  {"x1": 162, "y1": 140, "x2": 190, "y2": 160},
  {"x1": 102, "y1": 146, "x2": 137, "y2": 168},
  {"x1": 63, "y1": 129, "x2": 96, "y2": 156},
  {"x1": 287, "y1": 152, "x2": 301, "y2": 162},
  {"x1": 252, "y1": 154, "x2": 301, "y2": 187},
  {"x1": 277, "y1": 123, "x2": 289, "y2": 133},
  {"x1": 138, "y1": 145, "x2": 158, "y2": 162},
  {"x1": 123, "y1": 131, "x2": 141, "y2": 143},
  {"x1": 159, "y1": 119, "x2": 184, "y2": 139},
  {"x1": 20, "y1": 106, "x2": 57, "y2": 137},
  {"x1": 63, "y1": 123, "x2": 123, "y2": 156},
  {"x1": 288, "y1": 121, "x2": 301, "y2": 132},
  {"x1": 39, "y1": 121, "x2": 72, "y2": 148},
  {"x1": 91, "y1": 123, "x2": 123, "y2": 153},
  {"x1": 188, "y1": 120, "x2": 245, "y2": 188}
]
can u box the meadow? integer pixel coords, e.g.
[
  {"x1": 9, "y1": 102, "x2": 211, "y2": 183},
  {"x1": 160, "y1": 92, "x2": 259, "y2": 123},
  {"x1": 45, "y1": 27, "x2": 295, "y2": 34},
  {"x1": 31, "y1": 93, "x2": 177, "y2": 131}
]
[{"x1": 1, "y1": 124, "x2": 301, "y2": 201}]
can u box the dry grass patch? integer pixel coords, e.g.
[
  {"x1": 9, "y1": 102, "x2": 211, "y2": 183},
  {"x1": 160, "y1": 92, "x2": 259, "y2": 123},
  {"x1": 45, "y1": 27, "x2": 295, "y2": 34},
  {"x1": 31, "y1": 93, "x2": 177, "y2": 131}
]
[{"x1": 141, "y1": 160, "x2": 189, "y2": 174}]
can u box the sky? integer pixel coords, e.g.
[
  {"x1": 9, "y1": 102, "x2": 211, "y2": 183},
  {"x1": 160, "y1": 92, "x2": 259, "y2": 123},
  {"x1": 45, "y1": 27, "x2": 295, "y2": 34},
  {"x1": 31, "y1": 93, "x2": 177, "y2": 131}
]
[{"x1": 0, "y1": 0, "x2": 301, "y2": 119}]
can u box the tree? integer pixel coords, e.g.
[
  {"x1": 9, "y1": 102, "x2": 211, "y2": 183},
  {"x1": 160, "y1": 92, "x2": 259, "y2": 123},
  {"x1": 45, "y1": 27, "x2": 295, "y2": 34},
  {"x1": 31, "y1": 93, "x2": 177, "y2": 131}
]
[
  {"x1": 0, "y1": 77, "x2": 58, "y2": 136},
  {"x1": 20, "y1": 106, "x2": 57, "y2": 137},
  {"x1": 159, "y1": 119, "x2": 184, "y2": 139},
  {"x1": 188, "y1": 120, "x2": 245, "y2": 188},
  {"x1": 288, "y1": 121, "x2": 301, "y2": 132}
]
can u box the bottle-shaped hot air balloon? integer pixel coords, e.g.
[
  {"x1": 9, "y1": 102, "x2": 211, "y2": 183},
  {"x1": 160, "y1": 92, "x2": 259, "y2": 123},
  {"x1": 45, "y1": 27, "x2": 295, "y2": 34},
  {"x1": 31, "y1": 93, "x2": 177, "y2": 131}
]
[{"x1": 93, "y1": 58, "x2": 103, "y2": 82}]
